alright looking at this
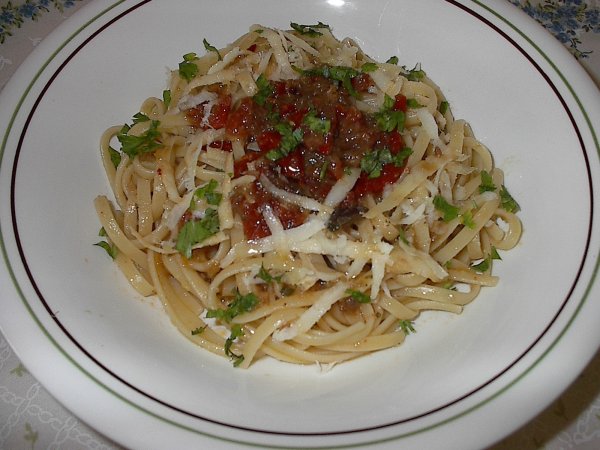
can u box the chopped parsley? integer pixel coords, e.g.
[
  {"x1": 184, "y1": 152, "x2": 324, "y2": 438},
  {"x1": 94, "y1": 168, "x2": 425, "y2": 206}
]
[
  {"x1": 162, "y1": 89, "x2": 171, "y2": 108},
  {"x1": 132, "y1": 112, "x2": 150, "y2": 123},
  {"x1": 224, "y1": 324, "x2": 245, "y2": 367},
  {"x1": 206, "y1": 290, "x2": 259, "y2": 323},
  {"x1": 500, "y1": 185, "x2": 520, "y2": 213},
  {"x1": 303, "y1": 110, "x2": 331, "y2": 135},
  {"x1": 295, "y1": 65, "x2": 360, "y2": 97},
  {"x1": 406, "y1": 98, "x2": 423, "y2": 108},
  {"x1": 94, "y1": 240, "x2": 117, "y2": 259},
  {"x1": 290, "y1": 21, "x2": 330, "y2": 37},
  {"x1": 108, "y1": 146, "x2": 121, "y2": 168},
  {"x1": 257, "y1": 265, "x2": 282, "y2": 284},
  {"x1": 178, "y1": 52, "x2": 199, "y2": 81},
  {"x1": 441, "y1": 280, "x2": 456, "y2": 290},
  {"x1": 461, "y1": 210, "x2": 476, "y2": 229},
  {"x1": 406, "y1": 63, "x2": 425, "y2": 81},
  {"x1": 117, "y1": 119, "x2": 161, "y2": 158},
  {"x1": 319, "y1": 161, "x2": 329, "y2": 181},
  {"x1": 361, "y1": 62, "x2": 378, "y2": 73},
  {"x1": 345, "y1": 289, "x2": 371, "y2": 303},
  {"x1": 203, "y1": 38, "x2": 222, "y2": 60},
  {"x1": 265, "y1": 123, "x2": 303, "y2": 161},
  {"x1": 175, "y1": 208, "x2": 220, "y2": 259},
  {"x1": 253, "y1": 74, "x2": 274, "y2": 106},
  {"x1": 479, "y1": 170, "x2": 497, "y2": 193},
  {"x1": 433, "y1": 195, "x2": 460, "y2": 222},
  {"x1": 191, "y1": 179, "x2": 222, "y2": 208},
  {"x1": 191, "y1": 326, "x2": 206, "y2": 336},
  {"x1": 471, "y1": 247, "x2": 501, "y2": 273},
  {"x1": 439, "y1": 100, "x2": 449, "y2": 115},
  {"x1": 399, "y1": 320, "x2": 416, "y2": 335},
  {"x1": 375, "y1": 94, "x2": 405, "y2": 132},
  {"x1": 360, "y1": 147, "x2": 412, "y2": 179},
  {"x1": 397, "y1": 227, "x2": 409, "y2": 244},
  {"x1": 386, "y1": 56, "x2": 399, "y2": 65}
]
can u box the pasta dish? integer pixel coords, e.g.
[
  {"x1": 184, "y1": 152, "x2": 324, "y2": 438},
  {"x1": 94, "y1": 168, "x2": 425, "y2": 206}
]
[{"x1": 94, "y1": 23, "x2": 522, "y2": 368}]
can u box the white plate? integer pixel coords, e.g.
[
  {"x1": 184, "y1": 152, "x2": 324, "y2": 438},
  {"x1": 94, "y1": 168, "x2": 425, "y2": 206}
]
[{"x1": 1, "y1": 0, "x2": 599, "y2": 448}]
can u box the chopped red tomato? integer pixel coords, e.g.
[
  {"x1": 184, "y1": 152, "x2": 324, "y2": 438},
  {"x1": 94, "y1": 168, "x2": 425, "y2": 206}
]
[
  {"x1": 388, "y1": 130, "x2": 404, "y2": 153},
  {"x1": 207, "y1": 95, "x2": 231, "y2": 129},
  {"x1": 234, "y1": 152, "x2": 261, "y2": 177},
  {"x1": 393, "y1": 94, "x2": 407, "y2": 112},
  {"x1": 278, "y1": 149, "x2": 304, "y2": 179},
  {"x1": 257, "y1": 131, "x2": 282, "y2": 152},
  {"x1": 226, "y1": 97, "x2": 253, "y2": 137},
  {"x1": 351, "y1": 73, "x2": 374, "y2": 92},
  {"x1": 208, "y1": 140, "x2": 233, "y2": 151},
  {"x1": 239, "y1": 182, "x2": 307, "y2": 240},
  {"x1": 317, "y1": 136, "x2": 332, "y2": 155},
  {"x1": 353, "y1": 164, "x2": 405, "y2": 197}
]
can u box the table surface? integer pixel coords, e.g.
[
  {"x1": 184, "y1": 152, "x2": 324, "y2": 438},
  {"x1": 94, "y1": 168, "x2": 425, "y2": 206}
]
[{"x1": 0, "y1": 0, "x2": 599, "y2": 448}]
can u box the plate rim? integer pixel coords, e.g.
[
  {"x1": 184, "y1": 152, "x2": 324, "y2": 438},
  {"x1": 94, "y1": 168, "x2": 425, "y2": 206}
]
[{"x1": 0, "y1": 0, "x2": 599, "y2": 448}]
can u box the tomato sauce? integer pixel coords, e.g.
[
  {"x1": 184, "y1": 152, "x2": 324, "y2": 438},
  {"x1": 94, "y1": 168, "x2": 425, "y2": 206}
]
[{"x1": 184, "y1": 71, "x2": 410, "y2": 239}]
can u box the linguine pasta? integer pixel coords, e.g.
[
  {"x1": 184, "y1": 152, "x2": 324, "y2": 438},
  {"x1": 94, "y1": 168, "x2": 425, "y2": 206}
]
[{"x1": 94, "y1": 23, "x2": 522, "y2": 368}]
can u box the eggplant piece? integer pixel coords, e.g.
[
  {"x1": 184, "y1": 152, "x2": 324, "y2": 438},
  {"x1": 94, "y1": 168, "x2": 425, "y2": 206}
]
[{"x1": 327, "y1": 205, "x2": 366, "y2": 231}]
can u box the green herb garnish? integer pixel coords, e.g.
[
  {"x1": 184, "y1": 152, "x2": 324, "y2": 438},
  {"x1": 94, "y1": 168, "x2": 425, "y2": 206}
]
[
  {"x1": 191, "y1": 179, "x2": 222, "y2": 208},
  {"x1": 500, "y1": 185, "x2": 520, "y2": 213},
  {"x1": 406, "y1": 98, "x2": 423, "y2": 108},
  {"x1": 375, "y1": 94, "x2": 405, "y2": 132},
  {"x1": 175, "y1": 208, "x2": 220, "y2": 259},
  {"x1": 132, "y1": 112, "x2": 150, "y2": 123},
  {"x1": 303, "y1": 110, "x2": 331, "y2": 135},
  {"x1": 257, "y1": 265, "x2": 282, "y2": 284},
  {"x1": 224, "y1": 324, "x2": 245, "y2": 367},
  {"x1": 397, "y1": 227, "x2": 409, "y2": 244},
  {"x1": 439, "y1": 100, "x2": 449, "y2": 115},
  {"x1": 407, "y1": 63, "x2": 425, "y2": 81},
  {"x1": 254, "y1": 74, "x2": 274, "y2": 106},
  {"x1": 295, "y1": 65, "x2": 360, "y2": 97},
  {"x1": 265, "y1": 123, "x2": 303, "y2": 161},
  {"x1": 117, "y1": 120, "x2": 161, "y2": 158},
  {"x1": 163, "y1": 89, "x2": 172, "y2": 108},
  {"x1": 433, "y1": 195, "x2": 460, "y2": 222},
  {"x1": 471, "y1": 247, "x2": 501, "y2": 273},
  {"x1": 399, "y1": 320, "x2": 416, "y2": 335},
  {"x1": 206, "y1": 290, "x2": 260, "y2": 323},
  {"x1": 290, "y1": 21, "x2": 330, "y2": 37},
  {"x1": 461, "y1": 210, "x2": 476, "y2": 229},
  {"x1": 345, "y1": 289, "x2": 371, "y2": 303},
  {"x1": 386, "y1": 56, "x2": 399, "y2": 65},
  {"x1": 178, "y1": 52, "x2": 199, "y2": 81},
  {"x1": 203, "y1": 38, "x2": 222, "y2": 60},
  {"x1": 360, "y1": 147, "x2": 412, "y2": 179},
  {"x1": 108, "y1": 146, "x2": 121, "y2": 168},
  {"x1": 479, "y1": 170, "x2": 497, "y2": 193},
  {"x1": 361, "y1": 62, "x2": 378, "y2": 73},
  {"x1": 191, "y1": 326, "x2": 206, "y2": 336},
  {"x1": 319, "y1": 160, "x2": 329, "y2": 181},
  {"x1": 94, "y1": 241, "x2": 117, "y2": 259}
]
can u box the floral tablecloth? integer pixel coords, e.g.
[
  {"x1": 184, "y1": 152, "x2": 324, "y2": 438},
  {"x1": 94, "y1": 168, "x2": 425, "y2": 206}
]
[{"x1": 0, "y1": 1, "x2": 599, "y2": 448}]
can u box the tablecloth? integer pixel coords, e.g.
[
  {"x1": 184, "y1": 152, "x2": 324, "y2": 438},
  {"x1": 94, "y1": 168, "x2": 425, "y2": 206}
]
[{"x1": 0, "y1": 1, "x2": 599, "y2": 448}]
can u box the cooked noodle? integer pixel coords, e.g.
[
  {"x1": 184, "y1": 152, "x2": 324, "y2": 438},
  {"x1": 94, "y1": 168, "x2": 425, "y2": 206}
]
[{"x1": 95, "y1": 23, "x2": 522, "y2": 368}]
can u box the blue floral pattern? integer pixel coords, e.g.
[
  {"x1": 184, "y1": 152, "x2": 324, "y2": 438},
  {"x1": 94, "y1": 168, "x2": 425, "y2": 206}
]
[
  {"x1": 510, "y1": 0, "x2": 600, "y2": 59},
  {"x1": 0, "y1": 0, "x2": 80, "y2": 44}
]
